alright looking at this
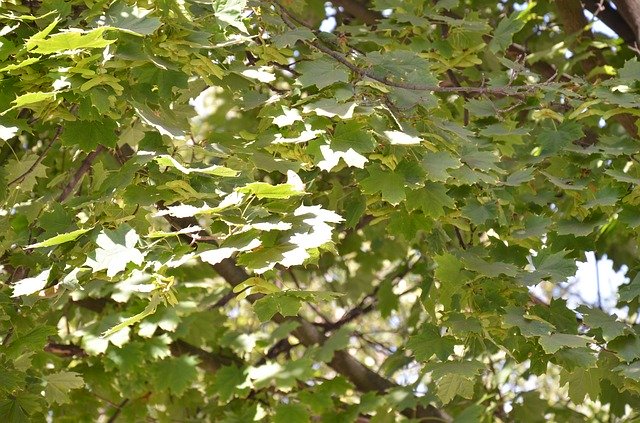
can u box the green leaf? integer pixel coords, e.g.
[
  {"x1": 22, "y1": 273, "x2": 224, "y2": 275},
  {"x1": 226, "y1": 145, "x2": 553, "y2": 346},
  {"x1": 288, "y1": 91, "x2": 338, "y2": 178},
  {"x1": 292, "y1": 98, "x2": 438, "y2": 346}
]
[
  {"x1": 212, "y1": 365, "x2": 249, "y2": 402},
  {"x1": 30, "y1": 28, "x2": 115, "y2": 54},
  {"x1": 0, "y1": 370, "x2": 23, "y2": 394},
  {"x1": 361, "y1": 166, "x2": 405, "y2": 205},
  {"x1": 436, "y1": 374, "x2": 475, "y2": 404},
  {"x1": 461, "y1": 252, "x2": 519, "y2": 277},
  {"x1": 377, "y1": 278, "x2": 399, "y2": 318},
  {"x1": 274, "y1": 403, "x2": 310, "y2": 423},
  {"x1": 503, "y1": 307, "x2": 555, "y2": 337},
  {"x1": 315, "y1": 327, "x2": 351, "y2": 362},
  {"x1": 101, "y1": 294, "x2": 161, "y2": 337},
  {"x1": 579, "y1": 306, "x2": 626, "y2": 341},
  {"x1": 252, "y1": 293, "x2": 302, "y2": 321},
  {"x1": 9, "y1": 91, "x2": 57, "y2": 111},
  {"x1": 273, "y1": 28, "x2": 315, "y2": 47},
  {"x1": 605, "y1": 169, "x2": 640, "y2": 185},
  {"x1": 560, "y1": 368, "x2": 602, "y2": 403},
  {"x1": 152, "y1": 355, "x2": 199, "y2": 395},
  {"x1": 425, "y1": 360, "x2": 485, "y2": 380},
  {"x1": 332, "y1": 122, "x2": 376, "y2": 153},
  {"x1": 43, "y1": 371, "x2": 84, "y2": 405},
  {"x1": 490, "y1": 9, "x2": 526, "y2": 52},
  {"x1": 529, "y1": 250, "x2": 577, "y2": 284},
  {"x1": 405, "y1": 183, "x2": 455, "y2": 217},
  {"x1": 4, "y1": 326, "x2": 57, "y2": 359},
  {"x1": 613, "y1": 360, "x2": 640, "y2": 381},
  {"x1": 434, "y1": 253, "x2": 467, "y2": 307},
  {"x1": 237, "y1": 182, "x2": 305, "y2": 199},
  {"x1": 297, "y1": 58, "x2": 350, "y2": 89},
  {"x1": 555, "y1": 348, "x2": 597, "y2": 371},
  {"x1": 422, "y1": 152, "x2": 462, "y2": 181},
  {"x1": 85, "y1": 225, "x2": 145, "y2": 277},
  {"x1": 504, "y1": 168, "x2": 535, "y2": 186},
  {"x1": 61, "y1": 119, "x2": 117, "y2": 152},
  {"x1": 407, "y1": 324, "x2": 456, "y2": 361},
  {"x1": 619, "y1": 273, "x2": 640, "y2": 302},
  {"x1": 155, "y1": 155, "x2": 238, "y2": 177},
  {"x1": 97, "y1": 2, "x2": 162, "y2": 36},
  {"x1": 4, "y1": 153, "x2": 48, "y2": 191},
  {"x1": 26, "y1": 227, "x2": 92, "y2": 249},
  {"x1": 540, "y1": 171, "x2": 587, "y2": 191},
  {"x1": 213, "y1": 0, "x2": 249, "y2": 32},
  {"x1": 537, "y1": 333, "x2": 591, "y2": 354},
  {"x1": 608, "y1": 334, "x2": 640, "y2": 362},
  {"x1": 302, "y1": 99, "x2": 356, "y2": 119},
  {"x1": 0, "y1": 394, "x2": 41, "y2": 422}
]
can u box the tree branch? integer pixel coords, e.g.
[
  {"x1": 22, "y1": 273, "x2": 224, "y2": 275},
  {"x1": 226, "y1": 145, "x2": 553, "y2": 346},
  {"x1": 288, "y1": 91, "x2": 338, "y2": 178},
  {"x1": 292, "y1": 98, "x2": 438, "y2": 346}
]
[
  {"x1": 583, "y1": 0, "x2": 637, "y2": 45},
  {"x1": 7, "y1": 125, "x2": 63, "y2": 187},
  {"x1": 162, "y1": 213, "x2": 451, "y2": 422},
  {"x1": 331, "y1": 0, "x2": 380, "y2": 25},
  {"x1": 612, "y1": 0, "x2": 640, "y2": 47},
  {"x1": 272, "y1": 1, "x2": 541, "y2": 97},
  {"x1": 58, "y1": 145, "x2": 106, "y2": 201}
]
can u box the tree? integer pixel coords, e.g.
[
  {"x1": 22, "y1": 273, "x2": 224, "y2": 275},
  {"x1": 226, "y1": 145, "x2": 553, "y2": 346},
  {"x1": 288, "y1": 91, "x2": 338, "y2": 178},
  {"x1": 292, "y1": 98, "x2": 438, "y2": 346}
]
[{"x1": 1, "y1": 0, "x2": 640, "y2": 421}]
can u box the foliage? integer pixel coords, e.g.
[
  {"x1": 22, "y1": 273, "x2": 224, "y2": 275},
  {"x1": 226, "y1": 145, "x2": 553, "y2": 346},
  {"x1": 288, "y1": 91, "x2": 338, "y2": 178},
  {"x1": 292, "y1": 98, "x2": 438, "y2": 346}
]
[{"x1": 1, "y1": 0, "x2": 640, "y2": 421}]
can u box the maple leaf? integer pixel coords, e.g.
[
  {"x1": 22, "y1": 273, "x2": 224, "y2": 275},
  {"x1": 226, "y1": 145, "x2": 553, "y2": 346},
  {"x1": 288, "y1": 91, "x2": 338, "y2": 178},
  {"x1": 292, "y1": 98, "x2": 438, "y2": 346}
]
[{"x1": 85, "y1": 225, "x2": 145, "y2": 277}]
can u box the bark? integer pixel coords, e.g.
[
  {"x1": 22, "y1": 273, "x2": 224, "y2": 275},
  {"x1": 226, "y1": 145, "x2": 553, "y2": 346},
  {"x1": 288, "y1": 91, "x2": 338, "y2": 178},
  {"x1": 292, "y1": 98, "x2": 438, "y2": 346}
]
[
  {"x1": 612, "y1": 0, "x2": 640, "y2": 47},
  {"x1": 583, "y1": 0, "x2": 636, "y2": 44}
]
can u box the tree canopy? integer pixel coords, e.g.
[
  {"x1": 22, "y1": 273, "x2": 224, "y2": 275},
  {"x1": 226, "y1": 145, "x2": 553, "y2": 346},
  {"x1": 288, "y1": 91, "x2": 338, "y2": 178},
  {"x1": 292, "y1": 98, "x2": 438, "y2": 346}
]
[{"x1": 2, "y1": 0, "x2": 640, "y2": 421}]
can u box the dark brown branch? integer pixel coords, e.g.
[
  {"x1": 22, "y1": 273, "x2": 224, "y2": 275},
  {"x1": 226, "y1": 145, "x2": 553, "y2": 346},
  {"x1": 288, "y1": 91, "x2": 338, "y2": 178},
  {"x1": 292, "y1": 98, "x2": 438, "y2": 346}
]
[
  {"x1": 454, "y1": 227, "x2": 467, "y2": 250},
  {"x1": 58, "y1": 145, "x2": 106, "y2": 201},
  {"x1": 332, "y1": 0, "x2": 380, "y2": 25},
  {"x1": 106, "y1": 399, "x2": 129, "y2": 423},
  {"x1": 612, "y1": 0, "x2": 640, "y2": 47},
  {"x1": 584, "y1": 0, "x2": 637, "y2": 44},
  {"x1": 44, "y1": 342, "x2": 87, "y2": 358},
  {"x1": 169, "y1": 339, "x2": 241, "y2": 372}
]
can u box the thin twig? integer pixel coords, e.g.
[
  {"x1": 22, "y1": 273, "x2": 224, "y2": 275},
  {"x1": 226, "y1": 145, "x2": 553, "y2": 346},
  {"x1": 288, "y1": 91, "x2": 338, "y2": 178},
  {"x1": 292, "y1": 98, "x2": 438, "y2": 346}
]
[
  {"x1": 454, "y1": 228, "x2": 467, "y2": 250},
  {"x1": 7, "y1": 125, "x2": 63, "y2": 187},
  {"x1": 594, "y1": 254, "x2": 603, "y2": 310},
  {"x1": 287, "y1": 268, "x2": 331, "y2": 323},
  {"x1": 322, "y1": 256, "x2": 419, "y2": 331},
  {"x1": 106, "y1": 399, "x2": 129, "y2": 423}
]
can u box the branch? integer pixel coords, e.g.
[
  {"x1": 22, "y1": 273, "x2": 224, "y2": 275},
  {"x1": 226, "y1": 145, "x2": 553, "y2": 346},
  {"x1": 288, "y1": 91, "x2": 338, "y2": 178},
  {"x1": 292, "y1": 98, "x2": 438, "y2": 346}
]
[
  {"x1": 583, "y1": 0, "x2": 637, "y2": 45},
  {"x1": 332, "y1": 0, "x2": 380, "y2": 25},
  {"x1": 612, "y1": 0, "x2": 640, "y2": 47},
  {"x1": 58, "y1": 145, "x2": 106, "y2": 201},
  {"x1": 65, "y1": 296, "x2": 244, "y2": 373},
  {"x1": 162, "y1": 213, "x2": 451, "y2": 422},
  {"x1": 7, "y1": 125, "x2": 63, "y2": 187},
  {"x1": 272, "y1": 1, "x2": 541, "y2": 97},
  {"x1": 106, "y1": 399, "x2": 129, "y2": 423}
]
